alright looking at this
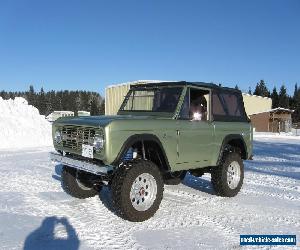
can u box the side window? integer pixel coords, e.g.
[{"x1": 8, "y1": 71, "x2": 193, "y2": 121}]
[
  {"x1": 212, "y1": 91, "x2": 246, "y2": 121},
  {"x1": 222, "y1": 93, "x2": 241, "y2": 116},
  {"x1": 212, "y1": 93, "x2": 226, "y2": 116},
  {"x1": 179, "y1": 88, "x2": 210, "y2": 121}
]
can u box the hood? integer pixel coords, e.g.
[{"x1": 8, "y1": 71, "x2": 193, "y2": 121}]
[{"x1": 53, "y1": 115, "x2": 158, "y2": 127}]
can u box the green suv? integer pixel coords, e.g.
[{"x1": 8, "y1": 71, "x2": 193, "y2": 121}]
[{"x1": 50, "y1": 81, "x2": 253, "y2": 222}]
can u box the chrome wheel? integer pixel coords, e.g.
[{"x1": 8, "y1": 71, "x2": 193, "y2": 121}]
[
  {"x1": 130, "y1": 173, "x2": 157, "y2": 211},
  {"x1": 227, "y1": 161, "x2": 241, "y2": 189}
]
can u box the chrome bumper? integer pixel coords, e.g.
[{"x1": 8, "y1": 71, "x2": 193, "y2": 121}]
[{"x1": 50, "y1": 152, "x2": 113, "y2": 175}]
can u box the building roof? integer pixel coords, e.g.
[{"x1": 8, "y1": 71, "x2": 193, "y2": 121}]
[
  {"x1": 250, "y1": 107, "x2": 294, "y2": 115},
  {"x1": 241, "y1": 92, "x2": 272, "y2": 100}
]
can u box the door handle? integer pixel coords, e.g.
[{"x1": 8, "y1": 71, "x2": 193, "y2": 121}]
[{"x1": 176, "y1": 130, "x2": 180, "y2": 157}]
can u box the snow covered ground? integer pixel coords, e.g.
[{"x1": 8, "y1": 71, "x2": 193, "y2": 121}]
[{"x1": 0, "y1": 134, "x2": 299, "y2": 249}]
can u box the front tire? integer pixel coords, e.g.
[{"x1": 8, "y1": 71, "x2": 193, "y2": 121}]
[
  {"x1": 111, "y1": 160, "x2": 164, "y2": 222},
  {"x1": 211, "y1": 152, "x2": 244, "y2": 197},
  {"x1": 61, "y1": 166, "x2": 99, "y2": 199}
]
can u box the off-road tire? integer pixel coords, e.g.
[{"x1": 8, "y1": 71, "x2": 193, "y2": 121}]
[
  {"x1": 61, "y1": 165, "x2": 99, "y2": 199},
  {"x1": 111, "y1": 160, "x2": 164, "y2": 222},
  {"x1": 164, "y1": 171, "x2": 186, "y2": 185},
  {"x1": 211, "y1": 152, "x2": 244, "y2": 197}
]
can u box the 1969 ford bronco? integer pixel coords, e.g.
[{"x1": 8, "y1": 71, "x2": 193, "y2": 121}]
[{"x1": 50, "y1": 81, "x2": 253, "y2": 221}]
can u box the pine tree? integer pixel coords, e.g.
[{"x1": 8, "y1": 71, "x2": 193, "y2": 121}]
[
  {"x1": 294, "y1": 83, "x2": 298, "y2": 99},
  {"x1": 27, "y1": 85, "x2": 36, "y2": 106},
  {"x1": 253, "y1": 80, "x2": 270, "y2": 97},
  {"x1": 292, "y1": 83, "x2": 300, "y2": 123},
  {"x1": 248, "y1": 87, "x2": 252, "y2": 95},
  {"x1": 278, "y1": 85, "x2": 289, "y2": 108},
  {"x1": 0, "y1": 90, "x2": 9, "y2": 99},
  {"x1": 44, "y1": 92, "x2": 53, "y2": 116},
  {"x1": 89, "y1": 95, "x2": 99, "y2": 115},
  {"x1": 74, "y1": 92, "x2": 81, "y2": 116},
  {"x1": 99, "y1": 100, "x2": 105, "y2": 115},
  {"x1": 38, "y1": 87, "x2": 47, "y2": 115},
  {"x1": 271, "y1": 87, "x2": 279, "y2": 108}
]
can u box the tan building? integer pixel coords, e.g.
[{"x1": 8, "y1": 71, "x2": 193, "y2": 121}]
[
  {"x1": 242, "y1": 93, "x2": 272, "y2": 116},
  {"x1": 249, "y1": 108, "x2": 294, "y2": 133},
  {"x1": 105, "y1": 81, "x2": 272, "y2": 117}
]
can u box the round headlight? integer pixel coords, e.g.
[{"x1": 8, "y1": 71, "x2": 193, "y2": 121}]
[
  {"x1": 93, "y1": 135, "x2": 104, "y2": 151},
  {"x1": 54, "y1": 130, "x2": 62, "y2": 144}
]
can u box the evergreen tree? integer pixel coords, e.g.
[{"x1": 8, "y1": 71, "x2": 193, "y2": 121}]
[
  {"x1": 271, "y1": 87, "x2": 279, "y2": 108},
  {"x1": 26, "y1": 85, "x2": 36, "y2": 106},
  {"x1": 74, "y1": 92, "x2": 81, "y2": 116},
  {"x1": 248, "y1": 87, "x2": 252, "y2": 95},
  {"x1": 2, "y1": 85, "x2": 106, "y2": 117},
  {"x1": 234, "y1": 84, "x2": 239, "y2": 90},
  {"x1": 38, "y1": 87, "x2": 47, "y2": 115},
  {"x1": 294, "y1": 83, "x2": 298, "y2": 99},
  {"x1": 278, "y1": 85, "x2": 289, "y2": 108},
  {"x1": 0, "y1": 90, "x2": 9, "y2": 99},
  {"x1": 99, "y1": 100, "x2": 105, "y2": 115},
  {"x1": 253, "y1": 80, "x2": 270, "y2": 97},
  {"x1": 292, "y1": 83, "x2": 300, "y2": 123},
  {"x1": 90, "y1": 97, "x2": 98, "y2": 115}
]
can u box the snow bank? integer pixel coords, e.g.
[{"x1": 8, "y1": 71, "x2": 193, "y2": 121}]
[
  {"x1": 0, "y1": 97, "x2": 52, "y2": 149},
  {"x1": 254, "y1": 131, "x2": 300, "y2": 140}
]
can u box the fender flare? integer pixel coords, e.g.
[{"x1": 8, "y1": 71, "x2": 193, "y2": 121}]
[
  {"x1": 112, "y1": 133, "x2": 171, "y2": 171},
  {"x1": 217, "y1": 134, "x2": 248, "y2": 165}
]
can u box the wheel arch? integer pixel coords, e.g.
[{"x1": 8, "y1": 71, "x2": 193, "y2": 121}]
[
  {"x1": 217, "y1": 134, "x2": 248, "y2": 165},
  {"x1": 112, "y1": 134, "x2": 171, "y2": 172}
]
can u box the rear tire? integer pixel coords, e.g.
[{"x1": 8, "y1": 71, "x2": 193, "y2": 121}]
[
  {"x1": 111, "y1": 160, "x2": 164, "y2": 222},
  {"x1": 61, "y1": 166, "x2": 99, "y2": 199},
  {"x1": 211, "y1": 152, "x2": 244, "y2": 197}
]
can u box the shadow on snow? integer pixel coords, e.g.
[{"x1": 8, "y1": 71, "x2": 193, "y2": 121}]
[{"x1": 23, "y1": 216, "x2": 80, "y2": 250}]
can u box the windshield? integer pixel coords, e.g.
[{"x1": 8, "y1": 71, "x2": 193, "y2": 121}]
[{"x1": 120, "y1": 87, "x2": 183, "y2": 113}]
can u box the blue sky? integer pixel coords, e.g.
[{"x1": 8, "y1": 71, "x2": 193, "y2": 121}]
[{"x1": 0, "y1": 0, "x2": 299, "y2": 96}]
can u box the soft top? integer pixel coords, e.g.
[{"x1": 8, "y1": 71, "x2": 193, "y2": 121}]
[{"x1": 130, "y1": 81, "x2": 240, "y2": 93}]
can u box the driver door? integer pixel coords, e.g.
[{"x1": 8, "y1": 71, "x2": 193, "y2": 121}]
[{"x1": 175, "y1": 87, "x2": 215, "y2": 170}]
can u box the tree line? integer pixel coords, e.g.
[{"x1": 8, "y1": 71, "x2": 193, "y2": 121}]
[
  {"x1": 1, "y1": 81, "x2": 300, "y2": 123},
  {"x1": 235, "y1": 80, "x2": 300, "y2": 123},
  {"x1": 0, "y1": 85, "x2": 105, "y2": 116}
]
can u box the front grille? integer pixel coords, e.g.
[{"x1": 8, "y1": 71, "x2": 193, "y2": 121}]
[{"x1": 61, "y1": 126, "x2": 96, "y2": 151}]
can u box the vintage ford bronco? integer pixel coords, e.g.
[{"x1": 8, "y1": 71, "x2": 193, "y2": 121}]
[{"x1": 50, "y1": 81, "x2": 253, "y2": 221}]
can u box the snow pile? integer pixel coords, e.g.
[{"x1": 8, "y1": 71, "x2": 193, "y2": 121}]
[{"x1": 0, "y1": 97, "x2": 52, "y2": 149}]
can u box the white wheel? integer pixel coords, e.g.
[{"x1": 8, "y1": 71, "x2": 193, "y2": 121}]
[
  {"x1": 227, "y1": 161, "x2": 241, "y2": 189},
  {"x1": 111, "y1": 160, "x2": 164, "y2": 222},
  {"x1": 130, "y1": 173, "x2": 157, "y2": 211}
]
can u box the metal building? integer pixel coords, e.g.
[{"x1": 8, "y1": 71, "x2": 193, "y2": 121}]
[{"x1": 105, "y1": 81, "x2": 272, "y2": 117}]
